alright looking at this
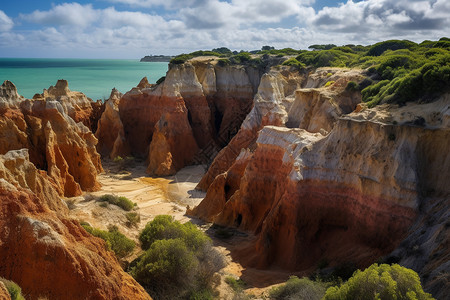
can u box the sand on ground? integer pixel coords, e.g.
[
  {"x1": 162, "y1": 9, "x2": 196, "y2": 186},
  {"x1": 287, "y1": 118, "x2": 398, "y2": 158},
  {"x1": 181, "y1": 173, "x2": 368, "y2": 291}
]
[{"x1": 67, "y1": 160, "x2": 294, "y2": 299}]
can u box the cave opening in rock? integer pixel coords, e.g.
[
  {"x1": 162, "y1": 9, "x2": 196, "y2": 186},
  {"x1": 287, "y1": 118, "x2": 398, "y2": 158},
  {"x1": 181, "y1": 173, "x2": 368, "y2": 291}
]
[{"x1": 236, "y1": 213, "x2": 243, "y2": 226}]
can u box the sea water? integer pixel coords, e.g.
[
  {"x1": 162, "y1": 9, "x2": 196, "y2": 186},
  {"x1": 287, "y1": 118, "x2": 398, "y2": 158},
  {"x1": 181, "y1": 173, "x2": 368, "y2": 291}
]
[{"x1": 0, "y1": 58, "x2": 168, "y2": 101}]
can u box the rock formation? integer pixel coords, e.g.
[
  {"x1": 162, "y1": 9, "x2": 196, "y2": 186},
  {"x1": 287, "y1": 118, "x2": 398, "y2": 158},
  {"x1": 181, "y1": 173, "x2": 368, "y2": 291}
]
[
  {"x1": 0, "y1": 80, "x2": 102, "y2": 197},
  {"x1": 32, "y1": 79, "x2": 102, "y2": 130},
  {"x1": 0, "y1": 149, "x2": 150, "y2": 300},
  {"x1": 103, "y1": 57, "x2": 264, "y2": 175},
  {"x1": 189, "y1": 63, "x2": 449, "y2": 297},
  {"x1": 197, "y1": 67, "x2": 363, "y2": 190},
  {"x1": 95, "y1": 88, "x2": 130, "y2": 159}
]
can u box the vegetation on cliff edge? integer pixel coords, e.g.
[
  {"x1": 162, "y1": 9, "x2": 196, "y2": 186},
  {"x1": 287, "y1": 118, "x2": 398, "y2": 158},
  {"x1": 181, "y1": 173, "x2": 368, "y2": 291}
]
[
  {"x1": 131, "y1": 215, "x2": 225, "y2": 299},
  {"x1": 171, "y1": 38, "x2": 449, "y2": 107}
]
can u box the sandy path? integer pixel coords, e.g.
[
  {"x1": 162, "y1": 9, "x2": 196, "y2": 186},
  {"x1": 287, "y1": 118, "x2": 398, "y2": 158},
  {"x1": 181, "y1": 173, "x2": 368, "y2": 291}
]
[
  {"x1": 67, "y1": 160, "x2": 291, "y2": 299},
  {"x1": 69, "y1": 162, "x2": 206, "y2": 241}
]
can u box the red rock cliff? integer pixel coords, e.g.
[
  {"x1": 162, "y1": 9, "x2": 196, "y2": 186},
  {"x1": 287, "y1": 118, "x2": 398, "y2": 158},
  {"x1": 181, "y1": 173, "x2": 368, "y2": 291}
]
[
  {"x1": 0, "y1": 149, "x2": 150, "y2": 300},
  {"x1": 0, "y1": 80, "x2": 102, "y2": 197},
  {"x1": 96, "y1": 57, "x2": 261, "y2": 175},
  {"x1": 190, "y1": 64, "x2": 450, "y2": 297}
]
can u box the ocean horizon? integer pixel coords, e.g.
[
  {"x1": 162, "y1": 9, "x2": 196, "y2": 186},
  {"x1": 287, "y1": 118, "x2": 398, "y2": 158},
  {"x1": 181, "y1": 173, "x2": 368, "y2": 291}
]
[{"x1": 0, "y1": 58, "x2": 169, "y2": 101}]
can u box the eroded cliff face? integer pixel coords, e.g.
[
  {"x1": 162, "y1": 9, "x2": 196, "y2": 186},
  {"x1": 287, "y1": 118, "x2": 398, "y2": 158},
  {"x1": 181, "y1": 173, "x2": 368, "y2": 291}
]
[
  {"x1": 0, "y1": 80, "x2": 102, "y2": 197},
  {"x1": 190, "y1": 62, "x2": 449, "y2": 296},
  {"x1": 197, "y1": 67, "x2": 363, "y2": 190},
  {"x1": 103, "y1": 58, "x2": 263, "y2": 175},
  {"x1": 0, "y1": 149, "x2": 150, "y2": 300}
]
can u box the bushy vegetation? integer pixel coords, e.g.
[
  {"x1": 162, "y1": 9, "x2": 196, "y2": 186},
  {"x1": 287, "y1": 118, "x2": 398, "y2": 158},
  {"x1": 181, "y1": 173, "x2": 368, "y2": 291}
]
[
  {"x1": 81, "y1": 223, "x2": 135, "y2": 258},
  {"x1": 125, "y1": 212, "x2": 141, "y2": 227},
  {"x1": 281, "y1": 58, "x2": 306, "y2": 69},
  {"x1": 169, "y1": 38, "x2": 448, "y2": 106},
  {"x1": 294, "y1": 38, "x2": 449, "y2": 107},
  {"x1": 98, "y1": 194, "x2": 135, "y2": 211},
  {"x1": 0, "y1": 278, "x2": 25, "y2": 300},
  {"x1": 269, "y1": 276, "x2": 328, "y2": 300},
  {"x1": 225, "y1": 276, "x2": 246, "y2": 292},
  {"x1": 131, "y1": 215, "x2": 225, "y2": 299},
  {"x1": 324, "y1": 264, "x2": 434, "y2": 300}
]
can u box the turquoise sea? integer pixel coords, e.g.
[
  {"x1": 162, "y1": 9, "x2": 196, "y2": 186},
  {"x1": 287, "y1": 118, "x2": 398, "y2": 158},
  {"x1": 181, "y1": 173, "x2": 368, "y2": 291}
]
[{"x1": 0, "y1": 58, "x2": 168, "y2": 101}]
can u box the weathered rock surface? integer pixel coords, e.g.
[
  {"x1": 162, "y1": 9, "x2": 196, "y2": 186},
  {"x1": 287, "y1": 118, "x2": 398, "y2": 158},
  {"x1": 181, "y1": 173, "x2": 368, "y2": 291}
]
[
  {"x1": 0, "y1": 80, "x2": 102, "y2": 197},
  {"x1": 109, "y1": 58, "x2": 262, "y2": 175},
  {"x1": 33, "y1": 79, "x2": 99, "y2": 129},
  {"x1": 197, "y1": 67, "x2": 362, "y2": 190},
  {"x1": 191, "y1": 62, "x2": 449, "y2": 297},
  {"x1": 0, "y1": 149, "x2": 150, "y2": 300},
  {"x1": 95, "y1": 88, "x2": 130, "y2": 159},
  {"x1": 0, "y1": 282, "x2": 10, "y2": 300}
]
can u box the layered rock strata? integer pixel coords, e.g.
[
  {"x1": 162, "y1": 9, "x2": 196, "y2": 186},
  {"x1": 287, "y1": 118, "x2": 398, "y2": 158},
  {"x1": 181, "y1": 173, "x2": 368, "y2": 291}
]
[
  {"x1": 103, "y1": 58, "x2": 263, "y2": 175},
  {"x1": 0, "y1": 149, "x2": 150, "y2": 300},
  {"x1": 197, "y1": 67, "x2": 363, "y2": 190},
  {"x1": 0, "y1": 80, "x2": 102, "y2": 197},
  {"x1": 190, "y1": 62, "x2": 450, "y2": 295}
]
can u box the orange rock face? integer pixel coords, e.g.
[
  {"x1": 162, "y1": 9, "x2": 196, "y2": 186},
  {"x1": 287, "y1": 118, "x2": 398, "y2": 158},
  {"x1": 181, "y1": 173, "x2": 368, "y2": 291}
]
[
  {"x1": 95, "y1": 88, "x2": 130, "y2": 159},
  {"x1": 107, "y1": 60, "x2": 259, "y2": 175},
  {"x1": 192, "y1": 68, "x2": 449, "y2": 283},
  {"x1": 0, "y1": 80, "x2": 102, "y2": 197},
  {"x1": 0, "y1": 149, "x2": 150, "y2": 300}
]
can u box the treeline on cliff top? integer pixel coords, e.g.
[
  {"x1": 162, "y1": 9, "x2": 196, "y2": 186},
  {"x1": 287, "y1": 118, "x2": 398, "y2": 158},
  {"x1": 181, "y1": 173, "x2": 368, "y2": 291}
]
[{"x1": 170, "y1": 38, "x2": 450, "y2": 107}]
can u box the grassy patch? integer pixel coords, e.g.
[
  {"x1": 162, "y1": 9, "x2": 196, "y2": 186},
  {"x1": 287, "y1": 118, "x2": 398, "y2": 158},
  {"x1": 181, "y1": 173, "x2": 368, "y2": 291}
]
[
  {"x1": 81, "y1": 223, "x2": 135, "y2": 258},
  {"x1": 269, "y1": 276, "x2": 328, "y2": 300},
  {"x1": 324, "y1": 264, "x2": 434, "y2": 300},
  {"x1": 125, "y1": 212, "x2": 141, "y2": 227},
  {"x1": 98, "y1": 194, "x2": 135, "y2": 211},
  {"x1": 0, "y1": 278, "x2": 25, "y2": 300},
  {"x1": 225, "y1": 276, "x2": 246, "y2": 292}
]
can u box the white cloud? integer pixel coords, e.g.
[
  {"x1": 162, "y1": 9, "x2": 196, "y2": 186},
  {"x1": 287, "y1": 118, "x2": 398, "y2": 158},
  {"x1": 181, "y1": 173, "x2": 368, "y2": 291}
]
[
  {"x1": 3, "y1": 0, "x2": 449, "y2": 58},
  {"x1": 22, "y1": 3, "x2": 97, "y2": 28},
  {"x1": 0, "y1": 10, "x2": 13, "y2": 32}
]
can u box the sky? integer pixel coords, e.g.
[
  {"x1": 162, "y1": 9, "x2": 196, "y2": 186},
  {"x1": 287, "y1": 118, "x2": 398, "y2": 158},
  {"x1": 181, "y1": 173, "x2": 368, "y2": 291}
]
[{"x1": 0, "y1": 0, "x2": 449, "y2": 58}]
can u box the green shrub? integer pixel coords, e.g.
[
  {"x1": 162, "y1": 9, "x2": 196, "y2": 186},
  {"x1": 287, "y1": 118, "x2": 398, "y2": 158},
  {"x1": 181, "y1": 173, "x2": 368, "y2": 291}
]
[
  {"x1": 82, "y1": 223, "x2": 135, "y2": 258},
  {"x1": 281, "y1": 58, "x2": 305, "y2": 69},
  {"x1": 217, "y1": 58, "x2": 230, "y2": 67},
  {"x1": 132, "y1": 215, "x2": 225, "y2": 299},
  {"x1": 269, "y1": 276, "x2": 327, "y2": 300},
  {"x1": 323, "y1": 263, "x2": 434, "y2": 300},
  {"x1": 125, "y1": 212, "x2": 141, "y2": 227},
  {"x1": 367, "y1": 40, "x2": 417, "y2": 56},
  {"x1": 308, "y1": 44, "x2": 337, "y2": 50},
  {"x1": 170, "y1": 54, "x2": 193, "y2": 64},
  {"x1": 0, "y1": 278, "x2": 25, "y2": 300},
  {"x1": 98, "y1": 194, "x2": 135, "y2": 211},
  {"x1": 139, "y1": 215, "x2": 209, "y2": 251},
  {"x1": 345, "y1": 81, "x2": 360, "y2": 92},
  {"x1": 225, "y1": 276, "x2": 246, "y2": 292},
  {"x1": 231, "y1": 52, "x2": 252, "y2": 63},
  {"x1": 324, "y1": 81, "x2": 335, "y2": 87}
]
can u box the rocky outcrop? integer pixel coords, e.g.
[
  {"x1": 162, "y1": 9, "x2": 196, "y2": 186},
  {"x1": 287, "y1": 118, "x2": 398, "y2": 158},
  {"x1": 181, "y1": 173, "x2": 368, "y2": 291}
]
[
  {"x1": 191, "y1": 78, "x2": 450, "y2": 297},
  {"x1": 197, "y1": 67, "x2": 362, "y2": 190},
  {"x1": 95, "y1": 88, "x2": 130, "y2": 159},
  {"x1": 0, "y1": 80, "x2": 102, "y2": 197},
  {"x1": 0, "y1": 149, "x2": 150, "y2": 300},
  {"x1": 108, "y1": 58, "x2": 263, "y2": 175},
  {"x1": 33, "y1": 80, "x2": 99, "y2": 129}
]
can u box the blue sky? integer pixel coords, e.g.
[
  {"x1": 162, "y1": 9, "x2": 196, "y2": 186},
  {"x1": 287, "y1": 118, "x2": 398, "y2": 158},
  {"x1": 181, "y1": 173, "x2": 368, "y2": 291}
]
[{"x1": 0, "y1": 0, "x2": 448, "y2": 58}]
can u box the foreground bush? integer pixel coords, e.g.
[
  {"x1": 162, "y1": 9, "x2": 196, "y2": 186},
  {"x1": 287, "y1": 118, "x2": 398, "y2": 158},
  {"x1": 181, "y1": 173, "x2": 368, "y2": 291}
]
[
  {"x1": 81, "y1": 223, "x2": 135, "y2": 258},
  {"x1": 324, "y1": 263, "x2": 434, "y2": 300},
  {"x1": 269, "y1": 276, "x2": 327, "y2": 300},
  {"x1": 131, "y1": 215, "x2": 225, "y2": 299},
  {"x1": 98, "y1": 194, "x2": 135, "y2": 211},
  {"x1": 0, "y1": 278, "x2": 25, "y2": 300}
]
